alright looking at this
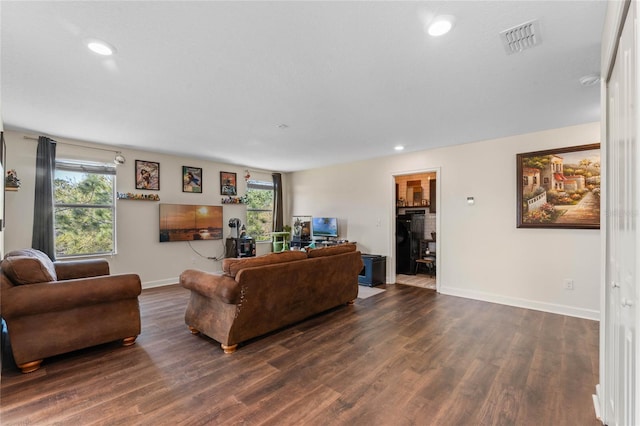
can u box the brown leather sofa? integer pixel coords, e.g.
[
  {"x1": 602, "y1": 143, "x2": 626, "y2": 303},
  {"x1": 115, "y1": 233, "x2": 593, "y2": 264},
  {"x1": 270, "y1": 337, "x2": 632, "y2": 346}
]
[
  {"x1": 180, "y1": 244, "x2": 363, "y2": 353},
  {"x1": 0, "y1": 248, "x2": 142, "y2": 373}
]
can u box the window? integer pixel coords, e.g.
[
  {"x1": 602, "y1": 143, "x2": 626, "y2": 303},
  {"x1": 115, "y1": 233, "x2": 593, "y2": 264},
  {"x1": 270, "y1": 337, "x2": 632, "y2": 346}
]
[
  {"x1": 54, "y1": 160, "x2": 116, "y2": 257},
  {"x1": 245, "y1": 179, "x2": 274, "y2": 241}
]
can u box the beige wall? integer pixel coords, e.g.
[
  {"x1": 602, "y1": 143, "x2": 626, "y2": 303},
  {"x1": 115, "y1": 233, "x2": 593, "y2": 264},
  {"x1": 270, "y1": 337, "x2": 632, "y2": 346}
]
[
  {"x1": 3, "y1": 130, "x2": 285, "y2": 287},
  {"x1": 4, "y1": 123, "x2": 601, "y2": 319},
  {"x1": 291, "y1": 122, "x2": 601, "y2": 319}
]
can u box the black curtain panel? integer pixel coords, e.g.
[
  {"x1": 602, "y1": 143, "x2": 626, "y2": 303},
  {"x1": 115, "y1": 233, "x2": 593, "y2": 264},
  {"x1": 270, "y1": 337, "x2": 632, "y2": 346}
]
[
  {"x1": 272, "y1": 172, "x2": 283, "y2": 232},
  {"x1": 32, "y1": 136, "x2": 57, "y2": 260}
]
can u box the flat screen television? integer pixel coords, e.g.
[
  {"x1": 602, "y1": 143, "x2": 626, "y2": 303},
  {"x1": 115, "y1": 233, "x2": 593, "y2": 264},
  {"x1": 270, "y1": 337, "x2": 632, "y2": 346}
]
[
  {"x1": 311, "y1": 217, "x2": 338, "y2": 238},
  {"x1": 159, "y1": 204, "x2": 223, "y2": 242}
]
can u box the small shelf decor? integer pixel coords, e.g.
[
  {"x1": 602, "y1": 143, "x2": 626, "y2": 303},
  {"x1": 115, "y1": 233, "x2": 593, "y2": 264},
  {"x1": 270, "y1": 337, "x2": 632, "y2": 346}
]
[
  {"x1": 221, "y1": 195, "x2": 248, "y2": 204},
  {"x1": 5, "y1": 169, "x2": 20, "y2": 191},
  {"x1": 117, "y1": 192, "x2": 160, "y2": 201}
]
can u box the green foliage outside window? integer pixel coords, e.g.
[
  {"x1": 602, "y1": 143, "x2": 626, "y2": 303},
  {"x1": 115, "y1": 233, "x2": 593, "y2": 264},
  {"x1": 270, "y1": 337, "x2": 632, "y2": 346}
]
[
  {"x1": 54, "y1": 169, "x2": 115, "y2": 257},
  {"x1": 245, "y1": 181, "x2": 274, "y2": 241}
]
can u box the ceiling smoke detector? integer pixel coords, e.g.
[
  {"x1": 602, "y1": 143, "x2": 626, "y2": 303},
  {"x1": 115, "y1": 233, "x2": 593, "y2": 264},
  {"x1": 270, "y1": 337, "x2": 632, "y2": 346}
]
[{"x1": 500, "y1": 20, "x2": 541, "y2": 54}]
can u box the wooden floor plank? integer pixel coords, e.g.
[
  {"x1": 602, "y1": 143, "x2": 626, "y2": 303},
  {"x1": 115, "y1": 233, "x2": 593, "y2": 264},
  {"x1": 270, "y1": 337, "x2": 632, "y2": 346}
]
[{"x1": 1, "y1": 284, "x2": 600, "y2": 425}]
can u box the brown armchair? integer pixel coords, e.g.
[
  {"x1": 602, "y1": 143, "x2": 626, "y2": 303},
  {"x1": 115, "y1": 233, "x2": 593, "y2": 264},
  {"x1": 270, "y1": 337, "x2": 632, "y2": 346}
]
[{"x1": 0, "y1": 249, "x2": 141, "y2": 373}]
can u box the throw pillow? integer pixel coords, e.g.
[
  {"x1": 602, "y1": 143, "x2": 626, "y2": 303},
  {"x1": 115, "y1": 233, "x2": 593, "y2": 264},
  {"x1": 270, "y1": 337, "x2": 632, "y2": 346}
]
[{"x1": 1, "y1": 255, "x2": 57, "y2": 285}]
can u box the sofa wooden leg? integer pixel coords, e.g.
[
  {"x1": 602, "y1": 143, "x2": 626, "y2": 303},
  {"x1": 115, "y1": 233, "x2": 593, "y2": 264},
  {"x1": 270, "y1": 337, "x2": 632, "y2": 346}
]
[
  {"x1": 188, "y1": 326, "x2": 200, "y2": 335},
  {"x1": 122, "y1": 336, "x2": 137, "y2": 346},
  {"x1": 347, "y1": 299, "x2": 355, "y2": 305},
  {"x1": 221, "y1": 344, "x2": 237, "y2": 354},
  {"x1": 18, "y1": 360, "x2": 43, "y2": 374}
]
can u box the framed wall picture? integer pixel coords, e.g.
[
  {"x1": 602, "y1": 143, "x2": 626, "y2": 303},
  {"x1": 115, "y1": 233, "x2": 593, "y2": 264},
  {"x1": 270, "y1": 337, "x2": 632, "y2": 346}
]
[
  {"x1": 182, "y1": 166, "x2": 202, "y2": 193},
  {"x1": 220, "y1": 171, "x2": 237, "y2": 195},
  {"x1": 292, "y1": 216, "x2": 312, "y2": 239},
  {"x1": 159, "y1": 203, "x2": 223, "y2": 242},
  {"x1": 517, "y1": 143, "x2": 600, "y2": 229},
  {"x1": 135, "y1": 160, "x2": 160, "y2": 190}
]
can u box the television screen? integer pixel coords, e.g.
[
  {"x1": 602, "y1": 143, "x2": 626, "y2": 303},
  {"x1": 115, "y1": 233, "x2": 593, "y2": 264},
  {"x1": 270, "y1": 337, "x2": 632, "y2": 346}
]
[
  {"x1": 311, "y1": 217, "x2": 338, "y2": 238},
  {"x1": 159, "y1": 204, "x2": 223, "y2": 242}
]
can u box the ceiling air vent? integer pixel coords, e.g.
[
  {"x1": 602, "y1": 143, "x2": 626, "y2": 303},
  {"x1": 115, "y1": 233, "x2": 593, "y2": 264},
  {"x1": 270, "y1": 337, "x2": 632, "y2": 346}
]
[{"x1": 500, "y1": 20, "x2": 541, "y2": 54}]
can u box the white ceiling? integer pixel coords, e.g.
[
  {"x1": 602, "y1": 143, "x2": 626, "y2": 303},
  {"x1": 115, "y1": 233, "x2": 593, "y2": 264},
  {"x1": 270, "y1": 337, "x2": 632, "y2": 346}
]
[{"x1": 1, "y1": 1, "x2": 606, "y2": 172}]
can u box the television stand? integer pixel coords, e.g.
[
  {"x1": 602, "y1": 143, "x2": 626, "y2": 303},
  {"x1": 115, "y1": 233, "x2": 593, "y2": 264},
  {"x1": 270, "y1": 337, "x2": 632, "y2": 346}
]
[
  {"x1": 314, "y1": 237, "x2": 336, "y2": 246},
  {"x1": 314, "y1": 238, "x2": 353, "y2": 247},
  {"x1": 291, "y1": 236, "x2": 312, "y2": 249}
]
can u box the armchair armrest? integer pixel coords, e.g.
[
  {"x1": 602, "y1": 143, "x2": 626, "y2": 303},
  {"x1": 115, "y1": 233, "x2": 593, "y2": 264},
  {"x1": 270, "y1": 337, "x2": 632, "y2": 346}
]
[
  {"x1": 1, "y1": 274, "x2": 141, "y2": 318},
  {"x1": 180, "y1": 269, "x2": 241, "y2": 304},
  {"x1": 54, "y1": 259, "x2": 110, "y2": 280}
]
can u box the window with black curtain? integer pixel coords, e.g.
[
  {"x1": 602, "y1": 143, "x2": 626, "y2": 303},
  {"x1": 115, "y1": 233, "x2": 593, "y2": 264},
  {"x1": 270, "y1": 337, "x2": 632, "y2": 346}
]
[
  {"x1": 54, "y1": 160, "x2": 116, "y2": 257},
  {"x1": 245, "y1": 179, "x2": 274, "y2": 241}
]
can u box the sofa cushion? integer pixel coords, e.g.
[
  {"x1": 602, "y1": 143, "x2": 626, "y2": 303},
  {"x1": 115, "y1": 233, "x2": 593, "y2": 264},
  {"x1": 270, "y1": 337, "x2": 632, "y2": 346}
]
[
  {"x1": 2, "y1": 249, "x2": 58, "y2": 285},
  {"x1": 306, "y1": 243, "x2": 357, "y2": 258},
  {"x1": 222, "y1": 251, "x2": 307, "y2": 278}
]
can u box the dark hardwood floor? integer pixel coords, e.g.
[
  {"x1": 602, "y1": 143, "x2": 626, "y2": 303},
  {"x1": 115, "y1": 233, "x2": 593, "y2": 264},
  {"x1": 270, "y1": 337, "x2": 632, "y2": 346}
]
[{"x1": 1, "y1": 284, "x2": 600, "y2": 425}]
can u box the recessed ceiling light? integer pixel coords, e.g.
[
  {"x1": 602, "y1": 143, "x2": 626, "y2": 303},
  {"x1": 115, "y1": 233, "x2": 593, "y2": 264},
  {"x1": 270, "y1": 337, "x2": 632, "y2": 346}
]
[
  {"x1": 87, "y1": 39, "x2": 116, "y2": 56},
  {"x1": 394, "y1": 145, "x2": 405, "y2": 151},
  {"x1": 427, "y1": 16, "x2": 455, "y2": 37}
]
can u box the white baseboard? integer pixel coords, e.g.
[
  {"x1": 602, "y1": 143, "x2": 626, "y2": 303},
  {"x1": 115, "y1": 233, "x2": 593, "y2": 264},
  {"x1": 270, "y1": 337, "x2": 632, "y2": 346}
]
[
  {"x1": 438, "y1": 285, "x2": 600, "y2": 321},
  {"x1": 592, "y1": 384, "x2": 603, "y2": 424},
  {"x1": 141, "y1": 280, "x2": 599, "y2": 320},
  {"x1": 141, "y1": 269, "x2": 224, "y2": 290},
  {"x1": 142, "y1": 278, "x2": 179, "y2": 289}
]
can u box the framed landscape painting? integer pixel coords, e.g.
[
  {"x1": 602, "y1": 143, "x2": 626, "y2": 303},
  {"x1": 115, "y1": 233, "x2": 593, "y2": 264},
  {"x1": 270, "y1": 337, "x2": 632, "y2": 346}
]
[{"x1": 517, "y1": 143, "x2": 600, "y2": 229}]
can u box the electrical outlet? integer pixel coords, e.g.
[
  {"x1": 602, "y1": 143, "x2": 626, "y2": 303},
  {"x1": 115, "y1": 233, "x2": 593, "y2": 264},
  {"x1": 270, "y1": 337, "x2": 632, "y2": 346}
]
[{"x1": 564, "y1": 279, "x2": 574, "y2": 290}]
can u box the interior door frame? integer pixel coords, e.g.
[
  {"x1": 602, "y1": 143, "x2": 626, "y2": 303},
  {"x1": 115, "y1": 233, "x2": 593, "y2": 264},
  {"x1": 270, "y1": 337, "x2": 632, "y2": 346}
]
[
  {"x1": 598, "y1": 0, "x2": 638, "y2": 424},
  {"x1": 389, "y1": 167, "x2": 441, "y2": 291}
]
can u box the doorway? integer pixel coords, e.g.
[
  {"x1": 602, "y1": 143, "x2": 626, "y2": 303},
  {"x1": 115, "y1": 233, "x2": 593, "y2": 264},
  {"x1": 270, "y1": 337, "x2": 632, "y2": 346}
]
[{"x1": 391, "y1": 168, "x2": 440, "y2": 291}]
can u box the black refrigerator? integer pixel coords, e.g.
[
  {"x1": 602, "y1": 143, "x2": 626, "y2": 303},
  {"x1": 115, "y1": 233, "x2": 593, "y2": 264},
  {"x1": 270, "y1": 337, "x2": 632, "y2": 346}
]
[{"x1": 396, "y1": 212, "x2": 425, "y2": 275}]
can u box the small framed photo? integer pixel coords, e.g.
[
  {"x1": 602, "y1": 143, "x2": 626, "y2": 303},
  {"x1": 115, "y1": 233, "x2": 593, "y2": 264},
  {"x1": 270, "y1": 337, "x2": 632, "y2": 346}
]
[
  {"x1": 182, "y1": 166, "x2": 202, "y2": 193},
  {"x1": 135, "y1": 160, "x2": 160, "y2": 190},
  {"x1": 293, "y1": 216, "x2": 312, "y2": 239},
  {"x1": 517, "y1": 143, "x2": 600, "y2": 229},
  {"x1": 220, "y1": 171, "x2": 237, "y2": 195}
]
